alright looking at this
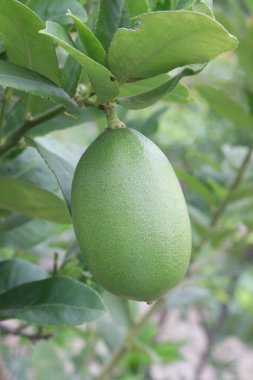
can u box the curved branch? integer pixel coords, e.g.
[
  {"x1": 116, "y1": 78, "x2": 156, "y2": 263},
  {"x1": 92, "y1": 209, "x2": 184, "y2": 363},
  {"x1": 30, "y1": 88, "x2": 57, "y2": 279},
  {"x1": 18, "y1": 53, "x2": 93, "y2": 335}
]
[
  {"x1": 194, "y1": 145, "x2": 253, "y2": 253},
  {"x1": 0, "y1": 105, "x2": 64, "y2": 157}
]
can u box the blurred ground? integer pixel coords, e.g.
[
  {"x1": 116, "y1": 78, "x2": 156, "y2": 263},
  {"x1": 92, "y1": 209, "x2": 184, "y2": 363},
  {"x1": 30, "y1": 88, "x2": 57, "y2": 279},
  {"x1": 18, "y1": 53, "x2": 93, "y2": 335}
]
[{"x1": 151, "y1": 309, "x2": 253, "y2": 380}]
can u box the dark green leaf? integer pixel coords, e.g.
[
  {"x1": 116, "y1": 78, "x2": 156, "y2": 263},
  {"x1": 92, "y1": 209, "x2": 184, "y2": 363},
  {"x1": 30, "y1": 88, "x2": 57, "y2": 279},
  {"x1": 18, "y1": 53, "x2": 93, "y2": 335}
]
[
  {"x1": 108, "y1": 11, "x2": 238, "y2": 84},
  {"x1": 0, "y1": 277, "x2": 106, "y2": 325},
  {"x1": 197, "y1": 84, "x2": 253, "y2": 130},
  {"x1": 40, "y1": 22, "x2": 119, "y2": 103},
  {"x1": 0, "y1": 0, "x2": 59, "y2": 84},
  {"x1": 0, "y1": 61, "x2": 77, "y2": 110},
  {"x1": 117, "y1": 67, "x2": 200, "y2": 109},
  {"x1": 0, "y1": 175, "x2": 71, "y2": 224},
  {"x1": 27, "y1": 0, "x2": 87, "y2": 25},
  {"x1": 27, "y1": 139, "x2": 75, "y2": 213},
  {"x1": 0, "y1": 259, "x2": 48, "y2": 293},
  {"x1": 95, "y1": 0, "x2": 130, "y2": 51},
  {"x1": 68, "y1": 12, "x2": 106, "y2": 66}
]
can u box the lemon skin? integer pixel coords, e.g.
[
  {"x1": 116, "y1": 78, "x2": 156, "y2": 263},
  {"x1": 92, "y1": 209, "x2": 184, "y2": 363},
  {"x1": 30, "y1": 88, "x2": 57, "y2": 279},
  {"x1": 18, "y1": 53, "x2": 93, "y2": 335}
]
[{"x1": 71, "y1": 128, "x2": 191, "y2": 303}]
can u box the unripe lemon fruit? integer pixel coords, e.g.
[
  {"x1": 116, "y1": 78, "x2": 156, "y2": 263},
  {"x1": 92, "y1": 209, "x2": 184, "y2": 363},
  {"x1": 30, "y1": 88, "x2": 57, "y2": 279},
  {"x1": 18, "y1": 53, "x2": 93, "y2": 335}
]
[{"x1": 71, "y1": 128, "x2": 191, "y2": 303}]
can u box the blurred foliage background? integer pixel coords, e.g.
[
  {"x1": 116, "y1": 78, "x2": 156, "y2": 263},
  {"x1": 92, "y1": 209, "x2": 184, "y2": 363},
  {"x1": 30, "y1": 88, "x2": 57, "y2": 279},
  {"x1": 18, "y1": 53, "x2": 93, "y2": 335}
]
[{"x1": 1, "y1": 0, "x2": 253, "y2": 379}]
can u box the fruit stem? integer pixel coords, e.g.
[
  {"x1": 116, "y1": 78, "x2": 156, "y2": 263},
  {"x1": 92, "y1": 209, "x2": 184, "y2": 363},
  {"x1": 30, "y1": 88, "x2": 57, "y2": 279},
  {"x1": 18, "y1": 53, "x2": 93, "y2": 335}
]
[{"x1": 102, "y1": 105, "x2": 126, "y2": 130}]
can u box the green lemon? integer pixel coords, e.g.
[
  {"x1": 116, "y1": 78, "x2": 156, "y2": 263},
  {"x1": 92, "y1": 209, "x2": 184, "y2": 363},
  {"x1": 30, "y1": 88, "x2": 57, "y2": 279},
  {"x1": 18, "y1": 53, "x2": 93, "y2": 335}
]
[{"x1": 71, "y1": 128, "x2": 191, "y2": 303}]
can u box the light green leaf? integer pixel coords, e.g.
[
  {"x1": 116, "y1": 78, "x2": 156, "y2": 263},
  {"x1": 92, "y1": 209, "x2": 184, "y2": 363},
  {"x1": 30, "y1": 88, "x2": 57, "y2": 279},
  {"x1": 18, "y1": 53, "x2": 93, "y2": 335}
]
[
  {"x1": 154, "y1": 341, "x2": 183, "y2": 363},
  {"x1": 27, "y1": 0, "x2": 87, "y2": 25},
  {"x1": 40, "y1": 21, "x2": 119, "y2": 103},
  {"x1": 0, "y1": 277, "x2": 106, "y2": 326},
  {"x1": 170, "y1": 0, "x2": 196, "y2": 9},
  {"x1": 108, "y1": 11, "x2": 238, "y2": 84},
  {"x1": 196, "y1": 84, "x2": 253, "y2": 130},
  {"x1": 27, "y1": 138, "x2": 75, "y2": 213},
  {"x1": 125, "y1": 0, "x2": 149, "y2": 17},
  {"x1": 0, "y1": 175, "x2": 71, "y2": 224},
  {"x1": 162, "y1": 82, "x2": 190, "y2": 103},
  {"x1": 119, "y1": 74, "x2": 168, "y2": 97},
  {"x1": 0, "y1": 0, "x2": 59, "y2": 84},
  {"x1": 118, "y1": 67, "x2": 200, "y2": 109},
  {"x1": 0, "y1": 218, "x2": 57, "y2": 250},
  {"x1": 0, "y1": 259, "x2": 48, "y2": 293},
  {"x1": 0, "y1": 147, "x2": 61, "y2": 194},
  {"x1": 149, "y1": 0, "x2": 195, "y2": 11},
  {"x1": 244, "y1": 0, "x2": 253, "y2": 14},
  {"x1": 175, "y1": 167, "x2": 216, "y2": 205},
  {"x1": 0, "y1": 61, "x2": 77, "y2": 110},
  {"x1": 68, "y1": 12, "x2": 106, "y2": 65},
  {"x1": 95, "y1": 0, "x2": 130, "y2": 51},
  {"x1": 192, "y1": 1, "x2": 214, "y2": 17}
]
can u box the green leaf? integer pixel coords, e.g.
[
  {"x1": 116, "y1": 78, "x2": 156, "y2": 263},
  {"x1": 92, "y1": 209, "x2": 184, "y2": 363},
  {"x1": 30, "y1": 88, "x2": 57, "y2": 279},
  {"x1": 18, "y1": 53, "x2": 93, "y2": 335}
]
[
  {"x1": 68, "y1": 12, "x2": 106, "y2": 66},
  {"x1": 40, "y1": 21, "x2": 119, "y2": 103},
  {"x1": 0, "y1": 0, "x2": 59, "y2": 84},
  {"x1": 162, "y1": 82, "x2": 190, "y2": 103},
  {"x1": 170, "y1": 0, "x2": 196, "y2": 9},
  {"x1": 0, "y1": 218, "x2": 57, "y2": 250},
  {"x1": 95, "y1": 0, "x2": 130, "y2": 51},
  {"x1": 196, "y1": 84, "x2": 253, "y2": 130},
  {"x1": 0, "y1": 147, "x2": 61, "y2": 194},
  {"x1": 60, "y1": 55, "x2": 81, "y2": 97},
  {"x1": 117, "y1": 67, "x2": 200, "y2": 109},
  {"x1": 27, "y1": 0, "x2": 87, "y2": 25},
  {"x1": 153, "y1": 341, "x2": 183, "y2": 363},
  {"x1": 0, "y1": 259, "x2": 48, "y2": 293},
  {"x1": 0, "y1": 175, "x2": 71, "y2": 224},
  {"x1": 0, "y1": 277, "x2": 106, "y2": 326},
  {"x1": 175, "y1": 167, "x2": 216, "y2": 205},
  {"x1": 125, "y1": 0, "x2": 149, "y2": 17},
  {"x1": 119, "y1": 74, "x2": 169, "y2": 97},
  {"x1": 192, "y1": 1, "x2": 214, "y2": 17},
  {"x1": 0, "y1": 61, "x2": 77, "y2": 110},
  {"x1": 27, "y1": 139, "x2": 75, "y2": 214},
  {"x1": 245, "y1": 0, "x2": 253, "y2": 14},
  {"x1": 0, "y1": 214, "x2": 30, "y2": 233},
  {"x1": 149, "y1": 0, "x2": 195, "y2": 11},
  {"x1": 108, "y1": 11, "x2": 238, "y2": 84}
]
